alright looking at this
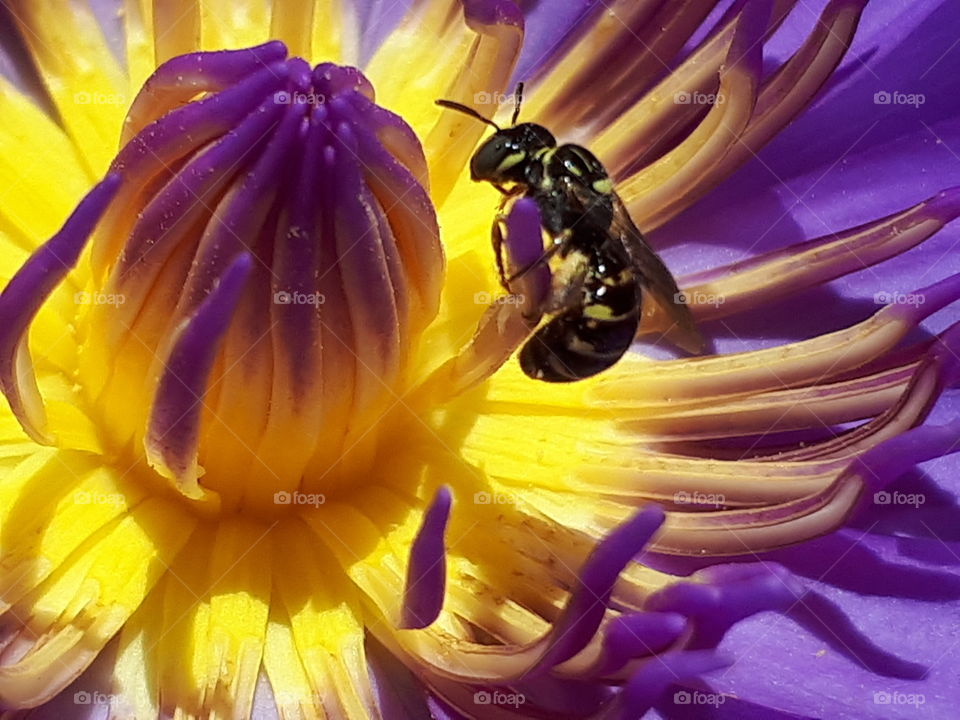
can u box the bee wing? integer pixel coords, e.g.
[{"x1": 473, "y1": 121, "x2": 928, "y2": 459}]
[
  {"x1": 607, "y1": 193, "x2": 704, "y2": 354},
  {"x1": 543, "y1": 148, "x2": 703, "y2": 355}
]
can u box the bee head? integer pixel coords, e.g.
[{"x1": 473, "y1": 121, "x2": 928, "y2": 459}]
[{"x1": 469, "y1": 123, "x2": 557, "y2": 184}]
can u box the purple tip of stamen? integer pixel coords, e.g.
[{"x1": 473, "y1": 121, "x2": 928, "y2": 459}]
[
  {"x1": 146, "y1": 41, "x2": 288, "y2": 89},
  {"x1": 115, "y1": 95, "x2": 288, "y2": 285},
  {"x1": 504, "y1": 198, "x2": 547, "y2": 267},
  {"x1": 111, "y1": 62, "x2": 291, "y2": 173},
  {"x1": 528, "y1": 505, "x2": 666, "y2": 675},
  {"x1": 922, "y1": 185, "x2": 960, "y2": 221},
  {"x1": 0, "y1": 173, "x2": 121, "y2": 442},
  {"x1": 619, "y1": 649, "x2": 731, "y2": 719},
  {"x1": 288, "y1": 57, "x2": 312, "y2": 94},
  {"x1": 851, "y1": 418, "x2": 960, "y2": 496},
  {"x1": 0, "y1": 174, "x2": 121, "y2": 308},
  {"x1": 173, "y1": 101, "x2": 304, "y2": 319},
  {"x1": 400, "y1": 486, "x2": 453, "y2": 630},
  {"x1": 725, "y1": 0, "x2": 770, "y2": 78},
  {"x1": 644, "y1": 563, "x2": 800, "y2": 650},
  {"x1": 235, "y1": 40, "x2": 287, "y2": 62},
  {"x1": 888, "y1": 272, "x2": 960, "y2": 323},
  {"x1": 590, "y1": 612, "x2": 688, "y2": 677},
  {"x1": 340, "y1": 92, "x2": 430, "y2": 185},
  {"x1": 121, "y1": 43, "x2": 292, "y2": 146},
  {"x1": 825, "y1": 0, "x2": 870, "y2": 18},
  {"x1": 932, "y1": 321, "x2": 960, "y2": 384},
  {"x1": 505, "y1": 198, "x2": 551, "y2": 311},
  {"x1": 145, "y1": 254, "x2": 253, "y2": 487},
  {"x1": 312, "y1": 63, "x2": 375, "y2": 101}
]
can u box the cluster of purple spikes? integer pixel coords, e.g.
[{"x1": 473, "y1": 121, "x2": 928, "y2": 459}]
[{"x1": 397, "y1": 490, "x2": 801, "y2": 718}]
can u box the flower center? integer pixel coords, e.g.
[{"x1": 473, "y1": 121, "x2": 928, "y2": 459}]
[{"x1": 74, "y1": 44, "x2": 445, "y2": 516}]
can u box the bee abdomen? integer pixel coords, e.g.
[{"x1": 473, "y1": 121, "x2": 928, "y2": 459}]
[{"x1": 519, "y1": 302, "x2": 640, "y2": 382}]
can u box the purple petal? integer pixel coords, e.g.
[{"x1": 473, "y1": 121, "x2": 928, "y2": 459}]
[
  {"x1": 645, "y1": 563, "x2": 801, "y2": 649},
  {"x1": 512, "y1": 0, "x2": 600, "y2": 80},
  {"x1": 705, "y1": 587, "x2": 957, "y2": 720}
]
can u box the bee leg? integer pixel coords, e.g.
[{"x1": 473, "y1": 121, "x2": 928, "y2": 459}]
[{"x1": 491, "y1": 216, "x2": 512, "y2": 291}]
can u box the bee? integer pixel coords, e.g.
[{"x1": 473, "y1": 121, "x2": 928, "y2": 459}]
[{"x1": 436, "y1": 85, "x2": 703, "y2": 382}]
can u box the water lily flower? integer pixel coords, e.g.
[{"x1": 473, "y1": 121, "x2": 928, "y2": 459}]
[{"x1": 0, "y1": 0, "x2": 957, "y2": 718}]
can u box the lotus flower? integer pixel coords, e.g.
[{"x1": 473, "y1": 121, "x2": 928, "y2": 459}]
[{"x1": 0, "y1": 0, "x2": 957, "y2": 718}]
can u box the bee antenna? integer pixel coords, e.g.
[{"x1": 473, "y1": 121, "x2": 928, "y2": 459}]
[
  {"x1": 435, "y1": 100, "x2": 501, "y2": 131},
  {"x1": 511, "y1": 82, "x2": 524, "y2": 126}
]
